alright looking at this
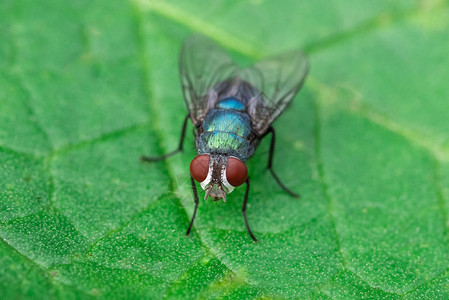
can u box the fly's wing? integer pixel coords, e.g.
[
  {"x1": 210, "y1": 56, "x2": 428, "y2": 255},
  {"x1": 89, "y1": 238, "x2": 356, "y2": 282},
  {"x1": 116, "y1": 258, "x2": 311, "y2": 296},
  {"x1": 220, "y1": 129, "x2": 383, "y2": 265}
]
[
  {"x1": 179, "y1": 35, "x2": 239, "y2": 127},
  {"x1": 239, "y1": 50, "x2": 309, "y2": 135}
]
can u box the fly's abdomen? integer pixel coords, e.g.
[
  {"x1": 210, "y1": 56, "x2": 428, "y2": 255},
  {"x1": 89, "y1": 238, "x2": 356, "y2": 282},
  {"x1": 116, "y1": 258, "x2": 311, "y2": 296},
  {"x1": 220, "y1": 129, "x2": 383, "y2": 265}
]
[{"x1": 197, "y1": 98, "x2": 254, "y2": 160}]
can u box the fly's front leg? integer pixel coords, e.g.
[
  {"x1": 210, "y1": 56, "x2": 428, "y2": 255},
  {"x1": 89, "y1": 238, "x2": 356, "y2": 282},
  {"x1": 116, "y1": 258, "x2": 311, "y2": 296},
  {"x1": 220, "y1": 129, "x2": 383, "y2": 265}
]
[
  {"x1": 263, "y1": 126, "x2": 300, "y2": 198},
  {"x1": 242, "y1": 178, "x2": 258, "y2": 242},
  {"x1": 141, "y1": 114, "x2": 190, "y2": 162},
  {"x1": 186, "y1": 175, "x2": 199, "y2": 237}
]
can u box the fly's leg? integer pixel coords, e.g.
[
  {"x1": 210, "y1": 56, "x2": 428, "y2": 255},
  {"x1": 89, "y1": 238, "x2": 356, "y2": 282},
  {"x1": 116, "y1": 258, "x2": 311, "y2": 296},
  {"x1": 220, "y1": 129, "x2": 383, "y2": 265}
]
[
  {"x1": 242, "y1": 178, "x2": 258, "y2": 242},
  {"x1": 186, "y1": 175, "x2": 199, "y2": 237},
  {"x1": 263, "y1": 126, "x2": 300, "y2": 198},
  {"x1": 141, "y1": 114, "x2": 189, "y2": 162}
]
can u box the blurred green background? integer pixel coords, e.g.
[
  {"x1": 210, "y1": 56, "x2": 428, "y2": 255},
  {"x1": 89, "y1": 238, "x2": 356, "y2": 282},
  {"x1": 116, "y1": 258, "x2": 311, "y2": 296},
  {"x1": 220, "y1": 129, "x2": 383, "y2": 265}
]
[{"x1": 1, "y1": 0, "x2": 449, "y2": 298}]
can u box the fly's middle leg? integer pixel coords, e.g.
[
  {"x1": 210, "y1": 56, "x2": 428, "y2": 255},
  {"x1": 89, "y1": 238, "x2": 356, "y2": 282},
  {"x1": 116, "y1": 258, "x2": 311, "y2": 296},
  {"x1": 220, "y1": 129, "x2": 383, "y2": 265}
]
[
  {"x1": 141, "y1": 114, "x2": 190, "y2": 162},
  {"x1": 263, "y1": 126, "x2": 300, "y2": 198}
]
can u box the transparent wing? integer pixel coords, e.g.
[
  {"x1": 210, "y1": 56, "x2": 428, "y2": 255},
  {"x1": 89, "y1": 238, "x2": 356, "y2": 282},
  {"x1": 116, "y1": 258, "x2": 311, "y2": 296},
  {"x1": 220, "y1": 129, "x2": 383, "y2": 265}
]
[
  {"x1": 239, "y1": 50, "x2": 309, "y2": 135},
  {"x1": 179, "y1": 35, "x2": 239, "y2": 126}
]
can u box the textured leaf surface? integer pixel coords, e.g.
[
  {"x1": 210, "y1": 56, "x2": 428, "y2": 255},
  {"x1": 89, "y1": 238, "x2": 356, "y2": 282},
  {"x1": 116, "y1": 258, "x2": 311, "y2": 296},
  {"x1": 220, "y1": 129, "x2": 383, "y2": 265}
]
[{"x1": 1, "y1": 0, "x2": 449, "y2": 298}]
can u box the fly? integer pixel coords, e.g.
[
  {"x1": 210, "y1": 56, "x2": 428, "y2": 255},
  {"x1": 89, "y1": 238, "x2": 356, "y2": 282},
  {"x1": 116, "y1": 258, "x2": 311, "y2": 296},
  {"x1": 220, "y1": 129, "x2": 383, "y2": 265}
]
[{"x1": 141, "y1": 35, "x2": 309, "y2": 242}]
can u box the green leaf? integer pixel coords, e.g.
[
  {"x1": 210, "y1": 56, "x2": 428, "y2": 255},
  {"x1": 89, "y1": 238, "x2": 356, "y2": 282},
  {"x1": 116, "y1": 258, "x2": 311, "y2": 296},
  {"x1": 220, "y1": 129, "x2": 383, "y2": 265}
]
[{"x1": 1, "y1": 0, "x2": 449, "y2": 298}]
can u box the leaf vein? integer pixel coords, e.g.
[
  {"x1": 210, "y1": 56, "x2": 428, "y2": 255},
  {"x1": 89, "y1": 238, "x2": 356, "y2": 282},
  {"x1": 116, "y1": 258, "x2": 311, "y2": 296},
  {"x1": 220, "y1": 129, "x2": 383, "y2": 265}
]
[
  {"x1": 313, "y1": 89, "x2": 347, "y2": 269},
  {"x1": 304, "y1": 0, "x2": 448, "y2": 54},
  {"x1": 132, "y1": 0, "x2": 263, "y2": 58},
  {"x1": 308, "y1": 77, "x2": 449, "y2": 163}
]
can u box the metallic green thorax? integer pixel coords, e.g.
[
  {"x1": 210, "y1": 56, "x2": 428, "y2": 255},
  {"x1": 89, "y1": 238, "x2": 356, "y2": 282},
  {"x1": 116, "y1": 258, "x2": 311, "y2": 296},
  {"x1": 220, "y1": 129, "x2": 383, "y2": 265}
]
[{"x1": 197, "y1": 98, "x2": 255, "y2": 161}]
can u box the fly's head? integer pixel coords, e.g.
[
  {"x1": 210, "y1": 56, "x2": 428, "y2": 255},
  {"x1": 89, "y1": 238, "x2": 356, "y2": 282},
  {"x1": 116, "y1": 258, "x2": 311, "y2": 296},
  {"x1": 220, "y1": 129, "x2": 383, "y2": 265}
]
[{"x1": 190, "y1": 154, "x2": 248, "y2": 202}]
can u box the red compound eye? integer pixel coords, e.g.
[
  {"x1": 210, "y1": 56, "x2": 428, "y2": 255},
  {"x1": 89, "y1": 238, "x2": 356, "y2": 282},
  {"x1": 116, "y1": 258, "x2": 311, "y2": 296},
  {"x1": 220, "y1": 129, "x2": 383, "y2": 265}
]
[
  {"x1": 226, "y1": 157, "x2": 248, "y2": 187},
  {"x1": 190, "y1": 154, "x2": 210, "y2": 182}
]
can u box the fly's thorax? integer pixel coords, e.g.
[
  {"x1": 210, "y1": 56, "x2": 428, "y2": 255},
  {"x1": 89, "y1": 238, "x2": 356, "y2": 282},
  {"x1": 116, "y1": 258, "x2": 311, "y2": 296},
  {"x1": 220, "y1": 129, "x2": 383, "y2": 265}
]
[
  {"x1": 197, "y1": 132, "x2": 254, "y2": 161},
  {"x1": 202, "y1": 108, "x2": 251, "y2": 137},
  {"x1": 196, "y1": 101, "x2": 255, "y2": 161},
  {"x1": 190, "y1": 153, "x2": 248, "y2": 202}
]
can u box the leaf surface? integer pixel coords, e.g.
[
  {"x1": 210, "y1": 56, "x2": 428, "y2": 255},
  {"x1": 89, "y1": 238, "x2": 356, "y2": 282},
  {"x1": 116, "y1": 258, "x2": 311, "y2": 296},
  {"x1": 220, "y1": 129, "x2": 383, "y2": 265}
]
[{"x1": 1, "y1": 0, "x2": 448, "y2": 298}]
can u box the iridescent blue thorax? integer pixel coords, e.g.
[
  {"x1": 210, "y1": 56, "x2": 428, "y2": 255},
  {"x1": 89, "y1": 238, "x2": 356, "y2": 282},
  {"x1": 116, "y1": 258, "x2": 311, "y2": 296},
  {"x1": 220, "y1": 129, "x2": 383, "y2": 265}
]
[{"x1": 197, "y1": 98, "x2": 254, "y2": 161}]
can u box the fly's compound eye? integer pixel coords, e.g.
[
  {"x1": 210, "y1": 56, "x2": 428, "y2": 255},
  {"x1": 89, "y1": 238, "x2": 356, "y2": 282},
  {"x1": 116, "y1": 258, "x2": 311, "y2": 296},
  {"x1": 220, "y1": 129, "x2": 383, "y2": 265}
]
[
  {"x1": 190, "y1": 154, "x2": 210, "y2": 182},
  {"x1": 226, "y1": 157, "x2": 248, "y2": 187}
]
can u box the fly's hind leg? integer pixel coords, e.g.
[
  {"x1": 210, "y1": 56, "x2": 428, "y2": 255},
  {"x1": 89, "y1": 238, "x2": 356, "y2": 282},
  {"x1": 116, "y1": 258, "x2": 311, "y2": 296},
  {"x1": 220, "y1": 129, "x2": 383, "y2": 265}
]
[
  {"x1": 141, "y1": 114, "x2": 189, "y2": 162},
  {"x1": 263, "y1": 126, "x2": 300, "y2": 198}
]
